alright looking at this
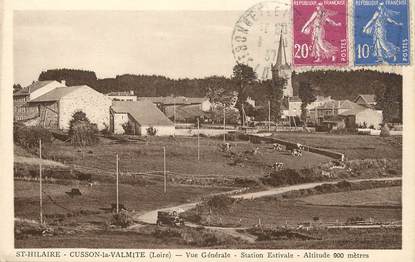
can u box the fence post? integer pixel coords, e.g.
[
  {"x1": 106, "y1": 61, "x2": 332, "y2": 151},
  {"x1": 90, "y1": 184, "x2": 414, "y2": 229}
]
[{"x1": 39, "y1": 139, "x2": 43, "y2": 224}]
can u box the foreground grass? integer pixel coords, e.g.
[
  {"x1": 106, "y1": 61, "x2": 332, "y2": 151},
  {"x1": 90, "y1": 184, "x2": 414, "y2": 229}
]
[
  {"x1": 15, "y1": 225, "x2": 401, "y2": 249},
  {"x1": 14, "y1": 180, "x2": 231, "y2": 223},
  {"x1": 300, "y1": 186, "x2": 401, "y2": 207}
]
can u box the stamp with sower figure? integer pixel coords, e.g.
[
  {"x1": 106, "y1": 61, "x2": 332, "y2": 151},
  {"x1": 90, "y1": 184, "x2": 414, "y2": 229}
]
[
  {"x1": 354, "y1": 0, "x2": 410, "y2": 65},
  {"x1": 293, "y1": 0, "x2": 348, "y2": 67}
]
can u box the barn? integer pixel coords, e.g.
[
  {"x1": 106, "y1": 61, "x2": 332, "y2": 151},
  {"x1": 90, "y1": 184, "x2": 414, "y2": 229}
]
[
  {"x1": 110, "y1": 101, "x2": 175, "y2": 136},
  {"x1": 28, "y1": 85, "x2": 112, "y2": 130}
]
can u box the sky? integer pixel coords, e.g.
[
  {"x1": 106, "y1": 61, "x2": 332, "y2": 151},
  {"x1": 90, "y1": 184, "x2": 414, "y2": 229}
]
[
  {"x1": 14, "y1": 10, "x2": 244, "y2": 86},
  {"x1": 13, "y1": 1, "x2": 401, "y2": 87}
]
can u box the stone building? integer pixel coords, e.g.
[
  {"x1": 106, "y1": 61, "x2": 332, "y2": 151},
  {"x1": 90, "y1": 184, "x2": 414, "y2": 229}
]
[
  {"x1": 28, "y1": 85, "x2": 112, "y2": 130},
  {"x1": 13, "y1": 80, "x2": 65, "y2": 121},
  {"x1": 110, "y1": 100, "x2": 175, "y2": 136}
]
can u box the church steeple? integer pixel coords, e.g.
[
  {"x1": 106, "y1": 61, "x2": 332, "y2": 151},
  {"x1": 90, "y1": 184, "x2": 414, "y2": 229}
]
[
  {"x1": 275, "y1": 30, "x2": 288, "y2": 67},
  {"x1": 272, "y1": 29, "x2": 293, "y2": 97}
]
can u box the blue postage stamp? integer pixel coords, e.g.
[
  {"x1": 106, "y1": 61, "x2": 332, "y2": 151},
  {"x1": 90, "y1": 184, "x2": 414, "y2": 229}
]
[{"x1": 354, "y1": 0, "x2": 410, "y2": 65}]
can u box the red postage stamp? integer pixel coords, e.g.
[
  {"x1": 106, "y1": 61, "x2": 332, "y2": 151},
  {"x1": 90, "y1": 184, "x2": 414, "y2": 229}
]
[{"x1": 293, "y1": 0, "x2": 348, "y2": 67}]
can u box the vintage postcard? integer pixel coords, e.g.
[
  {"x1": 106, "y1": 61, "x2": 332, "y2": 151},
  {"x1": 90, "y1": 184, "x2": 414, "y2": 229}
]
[{"x1": 0, "y1": 0, "x2": 414, "y2": 261}]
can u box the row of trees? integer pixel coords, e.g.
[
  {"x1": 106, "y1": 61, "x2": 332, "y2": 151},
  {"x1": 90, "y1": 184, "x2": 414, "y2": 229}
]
[{"x1": 23, "y1": 67, "x2": 402, "y2": 123}]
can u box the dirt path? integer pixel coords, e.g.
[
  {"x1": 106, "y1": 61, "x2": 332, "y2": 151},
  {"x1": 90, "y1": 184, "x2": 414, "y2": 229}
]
[
  {"x1": 14, "y1": 156, "x2": 67, "y2": 167},
  {"x1": 134, "y1": 177, "x2": 401, "y2": 224}
]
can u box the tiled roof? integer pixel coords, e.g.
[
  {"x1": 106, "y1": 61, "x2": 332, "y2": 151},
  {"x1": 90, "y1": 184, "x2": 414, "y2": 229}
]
[
  {"x1": 138, "y1": 96, "x2": 208, "y2": 105},
  {"x1": 164, "y1": 104, "x2": 206, "y2": 121},
  {"x1": 355, "y1": 94, "x2": 376, "y2": 104},
  {"x1": 112, "y1": 101, "x2": 173, "y2": 126},
  {"x1": 13, "y1": 81, "x2": 57, "y2": 96},
  {"x1": 29, "y1": 86, "x2": 84, "y2": 102}
]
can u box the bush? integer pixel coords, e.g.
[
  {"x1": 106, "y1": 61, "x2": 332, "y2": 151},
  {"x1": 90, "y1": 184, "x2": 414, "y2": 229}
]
[
  {"x1": 110, "y1": 211, "x2": 134, "y2": 228},
  {"x1": 101, "y1": 122, "x2": 111, "y2": 135},
  {"x1": 122, "y1": 122, "x2": 135, "y2": 135},
  {"x1": 261, "y1": 169, "x2": 315, "y2": 186},
  {"x1": 14, "y1": 124, "x2": 52, "y2": 149},
  {"x1": 205, "y1": 195, "x2": 235, "y2": 213},
  {"x1": 380, "y1": 124, "x2": 391, "y2": 137},
  {"x1": 146, "y1": 126, "x2": 157, "y2": 136},
  {"x1": 68, "y1": 111, "x2": 99, "y2": 146}
]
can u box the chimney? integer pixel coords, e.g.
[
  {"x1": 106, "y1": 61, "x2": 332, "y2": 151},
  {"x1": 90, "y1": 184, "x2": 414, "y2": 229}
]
[
  {"x1": 61, "y1": 80, "x2": 66, "y2": 86},
  {"x1": 130, "y1": 90, "x2": 134, "y2": 95}
]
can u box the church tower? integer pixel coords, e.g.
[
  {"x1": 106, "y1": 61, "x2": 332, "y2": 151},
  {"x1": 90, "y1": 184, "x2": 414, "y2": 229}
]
[{"x1": 271, "y1": 31, "x2": 293, "y2": 97}]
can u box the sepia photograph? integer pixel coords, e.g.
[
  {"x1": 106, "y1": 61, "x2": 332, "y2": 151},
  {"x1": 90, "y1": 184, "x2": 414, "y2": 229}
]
[{"x1": 10, "y1": 0, "x2": 406, "y2": 253}]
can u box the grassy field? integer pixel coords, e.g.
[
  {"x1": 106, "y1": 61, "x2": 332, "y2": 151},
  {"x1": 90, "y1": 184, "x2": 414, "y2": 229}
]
[
  {"x1": 36, "y1": 137, "x2": 332, "y2": 180},
  {"x1": 272, "y1": 132, "x2": 402, "y2": 160},
  {"x1": 300, "y1": 186, "x2": 401, "y2": 207},
  {"x1": 14, "y1": 132, "x2": 402, "y2": 249},
  {"x1": 14, "y1": 180, "x2": 231, "y2": 224}
]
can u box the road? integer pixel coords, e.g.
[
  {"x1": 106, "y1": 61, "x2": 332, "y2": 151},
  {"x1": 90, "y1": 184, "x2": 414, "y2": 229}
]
[{"x1": 134, "y1": 176, "x2": 401, "y2": 225}]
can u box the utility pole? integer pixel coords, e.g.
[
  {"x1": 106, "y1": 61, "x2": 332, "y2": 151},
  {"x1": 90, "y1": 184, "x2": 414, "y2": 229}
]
[
  {"x1": 39, "y1": 139, "x2": 43, "y2": 224},
  {"x1": 163, "y1": 147, "x2": 166, "y2": 193},
  {"x1": 197, "y1": 118, "x2": 200, "y2": 161},
  {"x1": 173, "y1": 99, "x2": 176, "y2": 126},
  {"x1": 116, "y1": 154, "x2": 119, "y2": 213},
  {"x1": 223, "y1": 107, "x2": 226, "y2": 142},
  {"x1": 268, "y1": 100, "x2": 271, "y2": 132}
]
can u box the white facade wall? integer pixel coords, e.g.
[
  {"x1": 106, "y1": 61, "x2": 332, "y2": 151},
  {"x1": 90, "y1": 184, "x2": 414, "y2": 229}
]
[
  {"x1": 288, "y1": 102, "x2": 302, "y2": 116},
  {"x1": 112, "y1": 113, "x2": 129, "y2": 134},
  {"x1": 30, "y1": 81, "x2": 63, "y2": 101},
  {"x1": 59, "y1": 87, "x2": 112, "y2": 130},
  {"x1": 355, "y1": 109, "x2": 383, "y2": 129},
  {"x1": 140, "y1": 125, "x2": 175, "y2": 136}
]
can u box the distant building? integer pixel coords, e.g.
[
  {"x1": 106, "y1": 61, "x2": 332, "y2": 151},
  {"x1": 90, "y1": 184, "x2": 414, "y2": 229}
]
[
  {"x1": 308, "y1": 99, "x2": 360, "y2": 124},
  {"x1": 339, "y1": 107, "x2": 383, "y2": 129},
  {"x1": 354, "y1": 94, "x2": 377, "y2": 108},
  {"x1": 306, "y1": 96, "x2": 334, "y2": 111},
  {"x1": 27, "y1": 85, "x2": 112, "y2": 130},
  {"x1": 110, "y1": 101, "x2": 175, "y2": 136},
  {"x1": 308, "y1": 99, "x2": 383, "y2": 129},
  {"x1": 13, "y1": 80, "x2": 65, "y2": 121},
  {"x1": 107, "y1": 91, "x2": 137, "y2": 101},
  {"x1": 138, "y1": 96, "x2": 211, "y2": 112},
  {"x1": 282, "y1": 96, "x2": 302, "y2": 118},
  {"x1": 164, "y1": 104, "x2": 209, "y2": 123}
]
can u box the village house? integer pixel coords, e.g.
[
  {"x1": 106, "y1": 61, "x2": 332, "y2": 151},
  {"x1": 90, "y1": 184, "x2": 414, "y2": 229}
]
[
  {"x1": 13, "y1": 80, "x2": 65, "y2": 121},
  {"x1": 308, "y1": 98, "x2": 383, "y2": 129},
  {"x1": 354, "y1": 94, "x2": 377, "y2": 108},
  {"x1": 27, "y1": 85, "x2": 112, "y2": 130},
  {"x1": 110, "y1": 100, "x2": 175, "y2": 136},
  {"x1": 339, "y1": 106, "x2": 383, "y2": 129},
  {"x1": 107, "y1": 90, "x2": 137, "y2": 101},
  {"x1": 282, "y1": 96, "x2": 302, "y2": 118}
]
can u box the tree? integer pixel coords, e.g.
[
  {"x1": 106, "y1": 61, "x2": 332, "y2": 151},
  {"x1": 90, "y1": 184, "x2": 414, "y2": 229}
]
[
  {"x1": 232, "y1": 64, "x2": 257, "y2": 126},
  {"x1": 298, "y1": 81, "x2": 316, "y2": 121},
  {"x1": 68, "y1": 111, "x2": 99, "y2": 146},
  {"x1": 13, "y1": 84, "x2": 22, "y2": 93},
  {"x1": 209, "y1": 105, "x2": 239, "y2": 125}
]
